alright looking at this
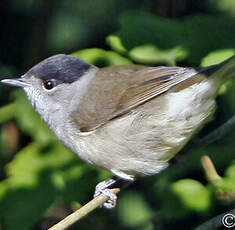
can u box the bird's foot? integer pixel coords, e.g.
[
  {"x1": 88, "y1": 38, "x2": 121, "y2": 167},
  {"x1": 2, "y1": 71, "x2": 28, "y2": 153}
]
[{"x1": 93, "y1": 178, "x2": 117, "y2": 209}]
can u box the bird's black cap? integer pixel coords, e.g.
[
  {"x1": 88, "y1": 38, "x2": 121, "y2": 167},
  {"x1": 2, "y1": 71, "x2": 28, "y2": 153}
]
[{"x1": 26, "y1": 54, "x2": 92, "y2": 84}]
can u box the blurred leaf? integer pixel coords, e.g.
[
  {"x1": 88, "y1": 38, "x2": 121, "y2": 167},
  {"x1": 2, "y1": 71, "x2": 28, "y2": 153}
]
[
  {"x1": 214, "y1": 177, "x2": 235, "y2": 192},
  {"x1": 106, "y1": 35, "x2": 127, "y2": 54},
  {"x1": 1, "y1": 142, "x2": 75, "y2": 191},
  {"x1": 72, "y1": 48, "x2": 132, "y2": 67},
  {"x1": 179, "y1": 14, "x2": 235, "y2": 64},
  {"x1": 109, "y1": 11, "x2": 235, "y2": 65},
  {"x1": 170, "y1": 179, "x2": 211, "y2": 212},
  {"x1": 225, "y1": 164, "x2": 235, "y2": 178},
  {"x1": 201, "y1": 49, "x2": 235, "y2": 67},
  {"x1": 129, "y1": 44, "x2": 187, "y2": 65},
  {"x1": 0, "y1": 141, "x2": 87, "y2": 230},
  {"x1": 0, "y1": 104, "x2": 16, "y2": 124},
  {"x1": 162, "y1": 179, "x2": 211, "y2": 220},
  {"x1": 0, "y1": 143, "x2": 54, "y2": 230},
  {"x1": 208, "y1": 0, "x2": 235, "y2": 15},
  {"x1": 109, "y1": 11, "x2": 185, "y2": 65},
  {"x1": 117, "y1": 191, "x2": 154, "y2": 227}
]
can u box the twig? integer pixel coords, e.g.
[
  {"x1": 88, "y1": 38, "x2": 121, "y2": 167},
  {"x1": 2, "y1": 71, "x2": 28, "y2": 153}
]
[
  {"x1": 201, "y1": 155, "x2": 222, "y2": 184},
  {"x1": 48, "y1": 188, "x2": 120, "y2": 230},
  {"x1": 196, "y1": 114, "x2": 235, "y2": 146},
  {"x1": 201, "y1": 155, "x2": 235, "y2": 203}
]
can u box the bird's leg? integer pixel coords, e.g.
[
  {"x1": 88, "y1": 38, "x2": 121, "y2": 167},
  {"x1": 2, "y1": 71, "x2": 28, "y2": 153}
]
[
  {"x1": 94, "y1": 178, "x2": 117, "y2": 209},
  {"x1": 93, "y1": 176, "x2": 134, "y2": 209}
]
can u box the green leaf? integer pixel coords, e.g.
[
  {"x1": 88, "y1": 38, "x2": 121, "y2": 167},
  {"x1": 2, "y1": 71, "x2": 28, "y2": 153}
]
[
  {"x1": 215, "y1": 177, "x2": 235, "y2": 192},
  {"x1": 208, "y1": 0, "x2": 235, "y2": 15},
  {"x1": 0, "y1": 103, "x2": 16, "y2": 123},
  {"x1": 108, "y1": 11, "x2": 186, "y2": 65},
  {"x1": 117, "y1": 191, "x2": 154, "y2": 227},
  {"x1": 106, "y1": 35, "x2": 127, "y2": 54},
  {"x1": 72, "y1": 48, "x2": 132, "y2": 67},
  {"x1": 225, "y1": 164, "x2": 235, "y2": 178},
  {"x1": 0, "y1": 142, "x2": 85, "y2": 230},
  {"x1": 129, "y1": 44, "x2": 187, "y2": 65},
  {"x1": 108, "y1": 11, "x2": 235, "y2": 65},
  {"x1": 201, "y1": 49, "x2": 235, "y2": 67},
  {"x1": 170, "y1": 179, "x2": 211, "y2": 212}
]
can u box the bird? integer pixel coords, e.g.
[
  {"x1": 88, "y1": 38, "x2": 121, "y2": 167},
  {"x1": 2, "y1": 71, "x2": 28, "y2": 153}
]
[{"x1": 1, "y1": 54, "x2": 235, "y2": 208}]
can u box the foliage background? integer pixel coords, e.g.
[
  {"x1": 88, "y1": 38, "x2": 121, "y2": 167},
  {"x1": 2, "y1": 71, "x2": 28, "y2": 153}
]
[{"x1": 0, "y1": 0, "x2": 235, "y2": 229}]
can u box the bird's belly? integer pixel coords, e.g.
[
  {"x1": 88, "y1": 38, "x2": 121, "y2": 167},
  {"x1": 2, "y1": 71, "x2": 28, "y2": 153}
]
[{"x1": 76, "y1": 106, "x2": 215, "y2": 178}]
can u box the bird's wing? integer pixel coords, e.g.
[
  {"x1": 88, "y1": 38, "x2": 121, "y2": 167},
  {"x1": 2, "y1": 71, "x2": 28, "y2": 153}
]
[
  {"x1": 110, "y1": 66, "x2": 205, "y2": 119},
  {"x1": 72, "y1": 65, "x2": 206, "y2": 132}
]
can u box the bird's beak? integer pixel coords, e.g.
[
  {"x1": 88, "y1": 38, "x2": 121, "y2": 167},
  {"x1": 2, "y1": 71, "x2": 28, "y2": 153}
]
[{"x1": 1, "y1": 78, "x2": 30, "y2": 88}]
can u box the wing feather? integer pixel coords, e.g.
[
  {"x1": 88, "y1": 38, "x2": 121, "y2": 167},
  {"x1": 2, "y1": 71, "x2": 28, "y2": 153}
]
[
  {"x1": 110, "y1": 66, "x2": 199, "y2": 118},
  {"x1": 72, "y1": 65, "x2": 204, "y2": 131}
]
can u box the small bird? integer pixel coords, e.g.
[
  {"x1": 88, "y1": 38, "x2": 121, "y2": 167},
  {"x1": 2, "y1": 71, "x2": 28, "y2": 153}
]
[{"x1": 1, "y1": 54, "x2": 235, "y2": 208}]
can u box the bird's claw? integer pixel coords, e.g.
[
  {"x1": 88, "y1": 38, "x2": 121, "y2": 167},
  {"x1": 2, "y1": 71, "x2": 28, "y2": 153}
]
[{"x1": 94, "y1": 178, "x2": 117, "y2": 209}]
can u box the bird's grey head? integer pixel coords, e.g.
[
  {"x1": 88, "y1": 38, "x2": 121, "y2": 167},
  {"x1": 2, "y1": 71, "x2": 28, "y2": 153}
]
[{"x1": 1, "y1": 54, "x2": 96, "y2": 125}]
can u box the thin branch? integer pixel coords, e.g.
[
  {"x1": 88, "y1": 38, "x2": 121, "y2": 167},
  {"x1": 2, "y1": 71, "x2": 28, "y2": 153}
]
[
  {"x1": 196, "y1": 114, "x2": 235, "y2": 146},
  {"x1": 201, "y1": 155, "x2": 222, "y2": 184},
  {"x1": 48, "y1": 188, "x2": 120, "y2": 230},
  {"x1": 201, "y1": 155, "x2": 235, "y2": 203}
]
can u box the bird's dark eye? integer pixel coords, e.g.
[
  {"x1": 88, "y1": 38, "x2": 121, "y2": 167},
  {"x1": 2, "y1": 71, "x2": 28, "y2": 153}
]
[{"x1": 43, "y1": 80, "x2": 55, "y2": 90}]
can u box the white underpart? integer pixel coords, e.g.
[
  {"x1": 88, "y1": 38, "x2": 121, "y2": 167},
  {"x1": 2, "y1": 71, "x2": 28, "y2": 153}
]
[{"x1": 167, "y1": 80, "x2": 215, "y2": 120}]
